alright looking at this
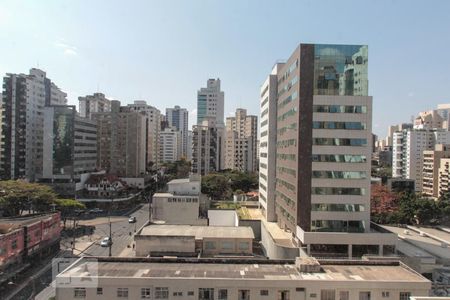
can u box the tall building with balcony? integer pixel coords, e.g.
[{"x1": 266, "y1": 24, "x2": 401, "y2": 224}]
[
  {"x1": 127, "y1": 101, "x2": 161, "y2": 168},
  {"x1": 41, "y1": 105, "x2": 97, "y2": 196},
  {"x1": 192, "y1": 118, "x2": 218, "y2": 176},
  {"x1": 422, "y1": 144, "x2": 450, "y2": 198},
  {"x1": 159, "y1": 127, "x2": 181, "y2": 163},
  {"x1": 392, "y1": 129, "x2": 450, "y2": 192},
  {"x1": 262, "y1": 44, "x2": 396, "y2": 258},
  {"x1": 197, "y1": 79, "x2": 225, "y2": 169},
  {"x1": 78, "y1": 92, "x2": 111, "y2": 120},
  {"x1": 225, "y1": 109, "x2": 258, "y2": 172},
  {"x1": 166, "y1": 106, "x2": 188, "y2": 159},
  {"x1": 93, "y1": 101, "x2": 146, "y2": 177},
  {"x1": 438, "y1": 158, "x2": 450, "y2": 197},
  {"x1": 259, "y1": 63, "x2": 284, "y2": 222},
  {"x1": 0, "y1": 68, "x2": 67, "y2": 181}
]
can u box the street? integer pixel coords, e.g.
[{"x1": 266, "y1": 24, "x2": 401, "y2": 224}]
[
  {"x1": 81, "y1": 203, "x2": 149, "y2": 256},
  {"x1": 8, "y1": 204, "x2": 150, "y2": 300}
]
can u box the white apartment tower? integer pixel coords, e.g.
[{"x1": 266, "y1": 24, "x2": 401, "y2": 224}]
[
  {"x1": 78, "y1": 93, "x2": 111, "y2": 119},
  {"x1": 159, "y1": 127, "x2": 181, "y2": 163},
  {"x1": 197, "y1": 79, "x2": 225, "y2": 170},
  {"x1": 1, "y1": 68, "x2": 67, "y2": 181},
  {"x1": 192, "y1": 118, "x2": 219, "y2": 176},
  {"x1": 127, "y1": 101, "x2": 161, "y2": 168},
  {"x1": 166, "y1": 106, "x2": 188, "y2": 159},
  {"x1": 259, "y1": 63, "x2": 284, "y2": 222},
  {"x1": 392, "y1": 129, "x2": 450, "y2": 192},
  {"x1": 225, "y1": 109, "x2": 258, "y2": 172}
]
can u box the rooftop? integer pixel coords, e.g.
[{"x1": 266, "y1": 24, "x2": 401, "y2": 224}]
[
  {"x1": 58, "y1": 257, "x2": 429, "y2": 283},
  {"x1": 139, "y1": 225, "x2": 254, "y2": 239},
  {"x1": 0, "y1": 213, "x2": 59, "y2": 234},
  {"x1": 167, "y1": 178, "x2": 190, "y2": 184},
  {"x1": 382, "y1": 225, "x2": 450, "y2": 260}
]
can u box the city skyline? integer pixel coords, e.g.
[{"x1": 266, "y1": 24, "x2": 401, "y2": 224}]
[{"x1": 1, "y1": 0, "x2": 450, "y2": 134}]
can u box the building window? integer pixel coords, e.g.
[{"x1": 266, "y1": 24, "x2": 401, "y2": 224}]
[
  {"x1": 261, "y1": 290, "x2": 269, "y2": 296},
  {"x1": 238, "y1": 241, "x2": 249, "y2": 250},
  {"x1": 205, "y1": 241, "x2": 216, "y2": 249},
  {"x1": 199, "y1": 288, "x2": 214, "y2": 300},
  {"x1": 359, "y1": 291, "x2": 371, "y2": 300},
  {"x1": 173, "y1": 292, "x2": 183, "y2": 296},
  {"x1": 141, "y1": 288, "x2": 151, "y2": 299},
  {"x1": 155, "y1": 287, "x2": 169, "y2": 299},
  {"x1": 382, "y1": 292, "x2": 390, "y2": 298},
  {"x1": 321, "y1": 290, "x2": 335, "y2": 300},
  {"x1": 221, "y1": 241, "x2": 233, "y2": 250},
  {"x1": 74, "y1": 288, "x2": 86, "y2": 298},
  {"x1": 279, "y1": 290, "x2": 290, "y2": 300},
  {"x1": 97, "y1": 287, "x2": 103, "y2": 295},
  {"x1": 11, "y1": 240, "x2": 17, "y2": 249},
  {"x1": 238, "y1": 290, "x2": 250, "y2": 300},
  {"x1": 218, "y1": 289, "x2": 228, "y2": 300},
  {"x1": 339, "y1": 291, "x2": 349, "y2": 300},
  {"x1": 399, "y1": 292, "x2": 410, "y2": 300},
  {"x1": 188, "y1": 291, "x2": 194, "y2": 296},
  {"x1": 117, "y1": 288, "x2": 129, "y2": 298}
]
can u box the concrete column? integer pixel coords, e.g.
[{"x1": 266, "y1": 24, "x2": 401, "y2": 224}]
[
  {"x1": 348, "y1": 244, "x2": 353, "y2": 259},
  {"x1": 379, "y1": 244, "x2": 384, "y2": 256},
  {"x1": 306, "y1": 244, "x2": 311, "y2": 255}
]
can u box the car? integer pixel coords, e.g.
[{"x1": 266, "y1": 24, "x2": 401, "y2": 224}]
[
  {"x1": 89, "y1": 208, "x2": 104, "y2": 214},
  {"x1": 100, "y1": 237, "x2": 112, "y2": 247},
  {"x1": 128, "y1": 216, "x2": 137, "y2": 223}
]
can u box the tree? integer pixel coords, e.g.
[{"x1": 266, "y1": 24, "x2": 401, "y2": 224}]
[
  {"x1": 54, "y1": 199, "x2": 86, "y2": 228},
  {"x1": 162, "y1": 158, "x2": 191, "y2": 180},
  {"x1": 201, "y1": 174, "x2": 231, "y2": 200},
  {"x1": 0, "y1": 180, "x2": 58, "y2": 216}
]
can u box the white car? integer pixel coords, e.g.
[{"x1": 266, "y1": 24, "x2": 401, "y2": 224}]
[{"x1": 100, "y1": 237, "x2": 112, "y2": 247}]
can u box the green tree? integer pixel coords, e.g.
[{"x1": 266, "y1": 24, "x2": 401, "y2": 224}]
[
  {"x1": 201, "y1": 174, "x2": 231, "y2": 200},
  {"x1": 54, "y1": 199, "x2": 86, "y2": 228},
  {"x1": 0, "y1": 180, "x2": 58, "y2": 216}
]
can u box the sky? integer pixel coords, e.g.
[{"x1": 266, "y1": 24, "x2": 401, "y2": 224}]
[{"x1": 0, "y1": 0, "x2": 449, "y2": 136}]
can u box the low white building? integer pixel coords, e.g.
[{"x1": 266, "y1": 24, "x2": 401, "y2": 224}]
[
  {"x1": 135, "y1": 224, "x2": 254, "y2": 257},
  {"x1": 56, "y1": 256, "x2": 431, "y2": 300}
]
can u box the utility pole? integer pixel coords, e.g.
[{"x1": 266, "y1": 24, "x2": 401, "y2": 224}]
[{"x1": 109, "y1": 195, "x2": 113, "y2": 257}]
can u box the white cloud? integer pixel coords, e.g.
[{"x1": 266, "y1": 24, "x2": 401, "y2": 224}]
[{"x1": 54, "y1": 40, "x2": 78, "y2": 56}]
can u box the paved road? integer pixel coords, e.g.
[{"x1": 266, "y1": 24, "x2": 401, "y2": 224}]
[
  {"x1": 82, "y1": 203, "x2": 149, "y2": 256},
  {"x1": 32, "y1": 204, "x2": 149, "y2": 300}
]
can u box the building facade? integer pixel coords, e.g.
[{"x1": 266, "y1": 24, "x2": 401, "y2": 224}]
[
  {"x1": 93, "y1": 101, "x2": 146, "y2": 177},
  {"x1": 56, "y1": 257, "x2": 431, "y2": 300},
  {"x1": 422, "y1": 144, "x2": 450, "y2": 198},
  {"x1": 392, "y1": 129, "x2": 450, "y2": 192},
  {"x1": 78, "y1": 93, "x2": 111, "y2": 120},
  {"x1": 0, "y1": 68, "x2": 67, "y2": 181},
  {"x1": 197, "y1": 79, "x2": 225, "y2": 169},
  {"x1": 166, "y1": 106, "x2": 188, "y2": 159},
  {"x1": 262, "y1": 44, "x2": 397, "y2": 257},
  {"x1": 127, "y1": 101, "x2": 161, "y2": 168},
  {"x1": 225, "y1": 109, "x2": 258, "y2": 172},
  {"x1": 159, "y1": 127, "x2": 181, "y2": 163},
  {"x1": 192, "y1": 119, "x2": 219, "y2": 176},
  {"x1": 259, "y1": 63, "x2": 283, "y2": 222},
  {"x1": 41, "y1": 105, "x2": 97, "y2": 196}
]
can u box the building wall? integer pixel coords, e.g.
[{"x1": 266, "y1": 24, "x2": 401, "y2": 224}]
[
  {"x1": 259, "y1": 65, "x2": 282, "y2": 222},
  {"x1": 192, "y1": 120, "x2": 218, "y2": 175},
  {"x1": 152, "y1": 195, "x2": 206, "y2": 225},
  {"x1": 135, "y1": 235, "x2": 196, "y2": 256},
  {"x1": 56, "y1": 274, "x2": 429, "y2": 300},
  {"x1": 159, "y1": 128, "x2": 181, "y2": 163},
  {"x1": 166, "y1": 106, "x2": 188, "y2": 158},
  {"x1": 422, "y1": 145, "x2": 450, "y2": 198},
  {"x1": 78, "y1": 93, "x2": 111, "y2": 120}
]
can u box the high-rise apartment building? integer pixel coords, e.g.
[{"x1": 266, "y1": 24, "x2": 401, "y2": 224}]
[
  {"x1": 192, "y1": 118, "x2": 218, "y2": 176},
  {"x1": 41, "y1": 105, "x2": 97, "y2": 196},
  {"x1": 386, "y1": 123, "x2": 413, "y2": 147},
  {"x1": 78, "y1": 92, "x2": 111, "y2": 119},
  {"x1": 159, "y1": 127, "x2": 181, "y2": 163},
  {"x1": 392, "y1": 129, "x2": 450, "y2": 192},
  {"x1": 166, "y1": 106, "x2": 188, "y2": 159},
  {"x1": 93, "y1": 101, "x2": 146, "y2": 177},
  {"x1": 422, "y1": 144, "x2": 450, "y2": 198},
  {"x1": 259, "y1": 63, "x2": 284, "y2": 222},
  {"x1": 262, "y1": 44, "x2": 395, "y2": 258},
  {"x1": 197, "y1": 79, "x2": 225, "y2": 169},
  {"x1": 0, "y1": 68, "x2": 67, "y2": 181},
  {"x1": 225, "y1": 109, "x2": 258, "y2": 172},
  {"x1": 127, "y1": 101, "x2": 160, "y2": 168},
  {"x1": 187, "y1": 130, "x2": 193, "y2": 161},
  {"x1": 438, "y1": 158, "x2": 450, "y2": 197}
]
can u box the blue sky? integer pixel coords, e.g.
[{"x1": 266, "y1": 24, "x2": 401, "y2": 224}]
[{"x1": 1, "y1": 0, "x2": 449, "y2": 136}]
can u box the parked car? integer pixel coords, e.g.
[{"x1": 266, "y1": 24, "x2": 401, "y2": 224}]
[
  {"x1": 89, "y1": 208, "x2": 104, "y2": 214},
  {"x1": 100, "y1": 237, "x2": 112, "y2": 247},
  {"x1": 128, "y1": 216, "x2": 137, "y2": 223}
]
